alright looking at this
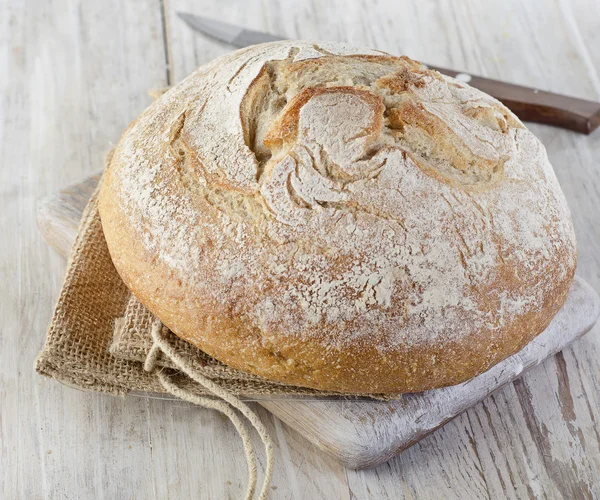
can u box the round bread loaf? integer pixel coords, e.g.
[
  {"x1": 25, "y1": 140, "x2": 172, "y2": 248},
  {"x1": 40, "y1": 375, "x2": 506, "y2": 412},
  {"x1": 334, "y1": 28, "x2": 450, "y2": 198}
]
[{"x1": 99, "y1": 41, "x2": 577, "y2": 394}]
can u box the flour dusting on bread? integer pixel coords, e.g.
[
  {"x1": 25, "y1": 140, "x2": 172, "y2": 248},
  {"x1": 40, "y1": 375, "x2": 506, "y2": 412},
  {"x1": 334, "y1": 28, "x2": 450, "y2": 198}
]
[{"x1": 99, "y1": 41, "x2": 576, "y2": 393}]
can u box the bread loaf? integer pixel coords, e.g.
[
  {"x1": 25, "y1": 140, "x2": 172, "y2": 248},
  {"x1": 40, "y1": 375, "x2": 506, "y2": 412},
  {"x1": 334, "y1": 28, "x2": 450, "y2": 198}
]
[{"x1": 98, "y1": 41, "x2": 577, "y2": 394}]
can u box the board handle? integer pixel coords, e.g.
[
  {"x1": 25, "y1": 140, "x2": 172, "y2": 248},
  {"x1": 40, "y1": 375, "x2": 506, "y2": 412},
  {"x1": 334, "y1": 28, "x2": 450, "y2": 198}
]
[{"x1": 430, "y1": 66, "x2": 600, "y2": 134}]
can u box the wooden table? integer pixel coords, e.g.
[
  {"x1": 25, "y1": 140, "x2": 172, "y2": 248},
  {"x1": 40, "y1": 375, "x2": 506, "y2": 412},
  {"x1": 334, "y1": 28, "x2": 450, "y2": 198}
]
[{"x1": 3, "y1": 1, "x2": 600, "y2": 498}]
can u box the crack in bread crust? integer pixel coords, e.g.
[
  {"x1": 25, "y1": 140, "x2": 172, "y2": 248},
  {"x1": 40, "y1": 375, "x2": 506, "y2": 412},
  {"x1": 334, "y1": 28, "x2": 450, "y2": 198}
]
[{"x1": 99, "y1": 41, "x2": 577, "y2": 394}]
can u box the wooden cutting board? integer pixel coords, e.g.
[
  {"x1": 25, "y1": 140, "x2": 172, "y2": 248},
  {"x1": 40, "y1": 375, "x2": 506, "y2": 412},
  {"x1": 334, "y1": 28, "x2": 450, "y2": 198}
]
[{"x1": 37, "y1": 174, "x2": 600, "y2": 470}]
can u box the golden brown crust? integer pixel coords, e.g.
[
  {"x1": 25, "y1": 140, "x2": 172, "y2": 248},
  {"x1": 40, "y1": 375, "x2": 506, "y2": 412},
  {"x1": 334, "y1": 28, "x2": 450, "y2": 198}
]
[{"x1": 99, "y1": 41, "x2": 577, "y2": 394}]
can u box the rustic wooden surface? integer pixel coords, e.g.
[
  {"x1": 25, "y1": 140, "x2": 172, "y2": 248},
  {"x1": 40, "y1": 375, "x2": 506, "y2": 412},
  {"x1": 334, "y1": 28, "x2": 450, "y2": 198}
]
[
  {"x1": 3, "y1": 0, "x2": 600, "y2": 498},
  {"x1": 37, "y1": 170, "x2": 600, "y2": 471}
]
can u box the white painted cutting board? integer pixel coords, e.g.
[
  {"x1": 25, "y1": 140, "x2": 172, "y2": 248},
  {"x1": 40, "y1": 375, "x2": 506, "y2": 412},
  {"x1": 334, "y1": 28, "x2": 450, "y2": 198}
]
[{"x1": 37, "y1": 175, "x2": 600, "y2": 469}]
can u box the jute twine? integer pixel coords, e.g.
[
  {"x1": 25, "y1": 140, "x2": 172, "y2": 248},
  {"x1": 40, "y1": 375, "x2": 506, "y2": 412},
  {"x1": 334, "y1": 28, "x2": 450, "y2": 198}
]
[{"x1": 145, "y1": 320, "x2": 274, "y2": 500}]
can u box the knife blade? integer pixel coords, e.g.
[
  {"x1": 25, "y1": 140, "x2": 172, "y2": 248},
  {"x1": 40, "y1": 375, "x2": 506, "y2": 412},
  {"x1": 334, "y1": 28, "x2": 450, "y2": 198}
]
[
  {"x1": 177, "y1": 12, "x2": 282, "y2": 46},
  {"x1": 177, "y1": 12, "x2": 600, "y2": 135}
]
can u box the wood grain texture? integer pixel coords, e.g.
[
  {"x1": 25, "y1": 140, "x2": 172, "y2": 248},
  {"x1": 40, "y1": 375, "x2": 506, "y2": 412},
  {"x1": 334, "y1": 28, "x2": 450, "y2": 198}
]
[
  {"x1": 3, "y1": 0, "x2": 600, "y2": 498},
  {"x1": 36, "y1": 173, "x2": 600, "y2": 470},
  {"x1": 36, "y1": 173, "x2": 101, "y2": 255}
]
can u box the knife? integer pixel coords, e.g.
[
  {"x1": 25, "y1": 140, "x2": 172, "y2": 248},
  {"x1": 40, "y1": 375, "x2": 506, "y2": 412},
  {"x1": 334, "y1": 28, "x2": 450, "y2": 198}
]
[{"x1": 177, "y1": 12, "x2": 600, "y2": 135}]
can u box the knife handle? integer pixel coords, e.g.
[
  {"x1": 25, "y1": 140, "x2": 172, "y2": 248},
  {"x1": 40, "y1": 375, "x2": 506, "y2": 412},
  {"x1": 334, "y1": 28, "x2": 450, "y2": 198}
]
[{"x1": 429, "y1": 66, "x2": 600, "y2": 135}]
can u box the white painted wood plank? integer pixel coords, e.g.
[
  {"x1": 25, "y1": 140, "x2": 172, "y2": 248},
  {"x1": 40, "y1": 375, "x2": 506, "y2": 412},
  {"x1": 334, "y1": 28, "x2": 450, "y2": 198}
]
[
  {"x1": 254, "y1": 406, "x2": 352, "y2": 500},
  {"x1": 346, "y1": 416, "x2": 491, "y2": 500},
  {"x1": 1, "y1": 1, "x2": 166, "y2": 499}
]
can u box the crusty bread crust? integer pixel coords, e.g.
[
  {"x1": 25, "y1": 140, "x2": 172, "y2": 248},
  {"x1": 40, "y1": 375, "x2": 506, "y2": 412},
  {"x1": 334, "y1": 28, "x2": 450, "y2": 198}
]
[{"x1": 99, "y1": 41, "x2": 577, "y2": 393}]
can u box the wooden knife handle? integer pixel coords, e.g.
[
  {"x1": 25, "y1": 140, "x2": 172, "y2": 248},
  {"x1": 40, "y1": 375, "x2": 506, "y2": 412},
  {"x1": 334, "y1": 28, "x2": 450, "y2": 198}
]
[{"x1": 429, "y1": 65, "x2": 600, "y2": 134}]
